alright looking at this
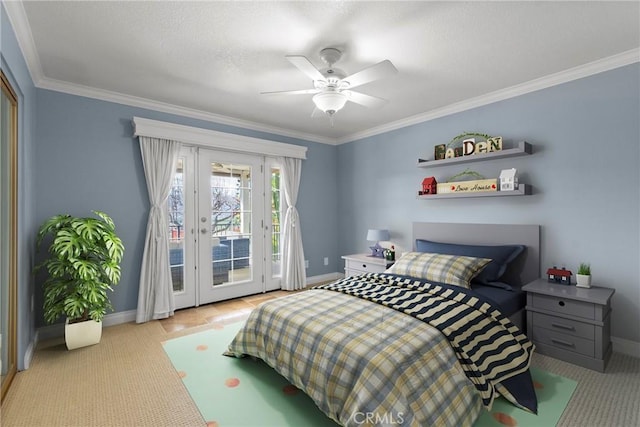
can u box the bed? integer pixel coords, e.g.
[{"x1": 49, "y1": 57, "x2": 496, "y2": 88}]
[{"x1": 225, "y1": 222, "x2": 540, "y2": 426}]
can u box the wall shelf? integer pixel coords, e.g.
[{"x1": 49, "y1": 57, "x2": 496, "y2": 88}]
[
  {"x1": 417, "y1": 184, "x2": 531, "y2": 200},
  {"x1": 417, "y1": 141, "x2": 532, "y2": 168}
]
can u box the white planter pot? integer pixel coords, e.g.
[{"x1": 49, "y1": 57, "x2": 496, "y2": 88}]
[
  {"x1": 575, "y1": 274, "x2": 592, "y2": 288},
  {"x1": 65, "y1": 319, "x2": 102, "y2": 350}
]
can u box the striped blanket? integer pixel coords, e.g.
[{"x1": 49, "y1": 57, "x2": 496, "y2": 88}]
[{"x1": 315, "y1": 273, "x2": 536, "y2": 412}]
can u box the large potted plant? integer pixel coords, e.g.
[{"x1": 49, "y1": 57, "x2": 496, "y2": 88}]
[{"x1": 36, "y1": 211, "x2": 124, "y2": 350}]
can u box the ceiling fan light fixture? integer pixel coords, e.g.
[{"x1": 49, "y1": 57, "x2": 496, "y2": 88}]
[{"x1": 312, "y1": 91, "x2": 348, "y2": 115}]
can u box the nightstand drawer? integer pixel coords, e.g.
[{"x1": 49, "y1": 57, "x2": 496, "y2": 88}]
[
  {"x1": 531, "y1": 293, "x2": 595, "y2": 319},
  {"x1": 532, "y1": 312, "x2": 595, "y2": 340},
  {"x1": 532, "y1": 326, "x2": 594, "y2": 357},
  {"x1": 345, "y1": 259, "x2": 387, "y2": 274}
]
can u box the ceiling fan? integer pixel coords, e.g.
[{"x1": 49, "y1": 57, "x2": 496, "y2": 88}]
[{"x1": 261, "y1": 48, "x2": 398, "y2": 123}]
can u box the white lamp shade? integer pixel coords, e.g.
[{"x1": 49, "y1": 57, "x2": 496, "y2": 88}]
[
  {"x1": 367, "y1": 229, "x2": 390, "y2": 242},
  {"x1": 312, "y1": 91, "x2": 348, "y2": 114}
]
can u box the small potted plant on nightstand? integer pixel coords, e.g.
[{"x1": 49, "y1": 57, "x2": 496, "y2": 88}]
[{"x1": 576, "y1": 262, "x2": 592, "y2": 288}]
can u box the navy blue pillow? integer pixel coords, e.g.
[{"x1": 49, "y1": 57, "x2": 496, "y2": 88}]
[
  {"x1": 476, "y1": 281, "x2": 513, "y2": 291},
  {"x1": 415, "y1": 239, "x2": 525, "y2": 285}
]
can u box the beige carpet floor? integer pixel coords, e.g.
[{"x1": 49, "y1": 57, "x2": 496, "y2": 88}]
[{"x1": 2, "y1": 317, "x2": 638, "y2": 427}]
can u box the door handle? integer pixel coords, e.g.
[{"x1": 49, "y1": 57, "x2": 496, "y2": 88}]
[{"x1": 200, "y1": 228, "x2": 208, "y2": 234}]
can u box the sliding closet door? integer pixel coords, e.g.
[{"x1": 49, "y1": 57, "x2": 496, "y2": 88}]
[{"x1": 0, "y1": 71, "x2": 18, "y2": 402}]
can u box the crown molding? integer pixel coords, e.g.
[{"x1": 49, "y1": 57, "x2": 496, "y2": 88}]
[
  {"x1": 2, "y1": 2, "x2": 333, "y2": 145},
  {"x1": 337, "y1": 48, "x2": 639, "y2": 144},
  {"x1": 41, "y1": 49, "x2": 639, "y2": 147},
  {"x1": 5, "y1": 1, "x2": 637, "y2": 147},
  {"x1": 38, "y1": 77, "x2": 336, "y2": 145},
  {"x1": 2, "y1": 1, "x2": 44, "y2": 85}
]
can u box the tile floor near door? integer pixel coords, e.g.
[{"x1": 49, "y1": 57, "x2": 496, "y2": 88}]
[{"x1": 159, "y1": 290, "x2": 296, "y2": 333}]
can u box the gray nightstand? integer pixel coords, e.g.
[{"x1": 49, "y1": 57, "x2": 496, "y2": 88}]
[
  {"x1": 341, "y1": 253, "x2": 394, "y2": 277},
  {"x1": 522, "y1": 278, "x2": 615, "y2": 372}
]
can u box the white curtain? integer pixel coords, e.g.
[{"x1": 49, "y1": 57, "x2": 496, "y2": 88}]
[
  {"x1": 280, "y1": 157, "x2": 306, "y2": 290},
  {"x1": 136, "y1": 136, "x2": 180, "y2": 323}
]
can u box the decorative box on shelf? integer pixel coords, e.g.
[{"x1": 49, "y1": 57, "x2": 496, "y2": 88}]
[
  {"x1": 547, "y1": 266, "x2": 572, "y2": 284},
  {"x1": 437, "y1": 179, "x2": 498, "y2": 194}
]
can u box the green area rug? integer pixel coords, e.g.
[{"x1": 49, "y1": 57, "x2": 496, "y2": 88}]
[{"x1": 162, "y1": 323, "x2": 576, "y2": 427}]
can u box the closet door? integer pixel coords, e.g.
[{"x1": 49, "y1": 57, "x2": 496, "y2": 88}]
[{"x1": 1, "y1": 71, "x2": 18, "y2": 402}]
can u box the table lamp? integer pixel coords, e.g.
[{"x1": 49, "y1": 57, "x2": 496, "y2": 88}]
[{"x1": 367, "y1": 229, "x2": 390, "y2": 258}]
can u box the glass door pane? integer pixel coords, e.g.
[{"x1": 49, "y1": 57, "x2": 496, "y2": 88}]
[
  {"x1": 170, "y1": 147, "x2": 196, "y2": 310},
  {"x1": 168, "y1": 158, "x2": 185, "y2": 293},
  {"x1": 270, "y1": 167, "x2": 282, "y2": 277},
  {"x1": 198, "y1": 150, "x2": 263, "y2": 304},
  {"x1": 264, "y1": 162, "x2": 283, "y2": 291},
  {"x1": 210, "y1": 162, "x2": 253, "y2": 285}
]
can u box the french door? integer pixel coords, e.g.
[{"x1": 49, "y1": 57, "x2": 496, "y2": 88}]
[{"x1": 169, "y1": 147, "x2": 283, "y2": 309}]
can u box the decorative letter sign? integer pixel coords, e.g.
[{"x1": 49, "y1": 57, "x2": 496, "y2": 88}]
[
  {"x1": 436, "y1": 136, "x2": 503, "y2": 161},
  {"x1": 434, "y1": 144, "x2": 446, "y2": 160}
]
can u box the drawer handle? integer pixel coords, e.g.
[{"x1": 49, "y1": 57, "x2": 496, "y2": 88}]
[
  {"x1": 551, "y1": 322, "x2": 576, "y2": 331},
  {"x1": 362, "y1": 264, "x2": 367, "y2": 268},
  {"x1": 551, "y1": 338, "x2": 575, "y2": 348},
  {"x1": 558, "y1": 301, "x2": 566, "y2": 307}
]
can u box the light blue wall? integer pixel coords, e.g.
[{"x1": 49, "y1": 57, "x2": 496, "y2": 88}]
[
  {"x1": 1, "y1": 5, "x2": 38, "y2": 370},
  {"x1": 337, "y1": 63, "x2": 640, "y2": 343},
  {"x1": 33, "y1": 90, "x2": 338, "y2": 327},
  {"x1": 3, "y1": 1, "x2": 638, "y2": 368}
]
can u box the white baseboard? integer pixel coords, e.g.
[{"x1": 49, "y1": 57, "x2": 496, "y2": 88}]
[
  {"x1": 32, "y1": 275, "x2": 339, "y2": 348},
  {"x1": 35, "y1": 309, "x2": 138, "y2": 343},
  {"x1": 23, "y1": 340, "x2": 35, "y2": 370},
  {"x1": 305, "y1": 272, "x2": 342, "y2": 286},
  {"x1": 612, "y1": 336, "x2": 640, "y2": 358},
  {"x1": 30, "y1": 280, "x2": 637, "y2": 370},
  {"x1": 35, "y1": 323, "x2": 64, "y2": 342},
  {"x1": 103, "y1": 309, "x2": 137, "y2": 327}
]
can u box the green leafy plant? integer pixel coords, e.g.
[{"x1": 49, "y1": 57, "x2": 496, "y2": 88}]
[
  {"x1": 35, "y1": 211, "x2": 124, "y2": 324},
  {"x1": 578, "y1": 262, "x2": 591, "y2": 275},
  {"x1": 445, "y1": 168, "x2": 486, "y2": 182}
]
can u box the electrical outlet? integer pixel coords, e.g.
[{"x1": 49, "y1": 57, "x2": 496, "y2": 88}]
[
  {"x1": 324, "y1": 257, "x2": 329, "y2": 266},
  {"x1": 305, "y1": 260, "x2": 309, "y2": 268}
]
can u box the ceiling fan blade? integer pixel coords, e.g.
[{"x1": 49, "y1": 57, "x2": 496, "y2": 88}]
[
  {"x1": 286, "y1": 55, "x2": 326, "y2": 82},
  {"x1": 342, "y1": 60, "x2": 398, "y2": 89},
  {"x1": 346, "y1": 91, "x2": 388, "y2": 108},
  {"x1": 261, "y1": 88, "x2": 320, "y2": 96}
]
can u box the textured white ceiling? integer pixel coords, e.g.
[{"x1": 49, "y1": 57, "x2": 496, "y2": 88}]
[{"x1": 7, "y1": 1, "x2": 640, "y2": 143}]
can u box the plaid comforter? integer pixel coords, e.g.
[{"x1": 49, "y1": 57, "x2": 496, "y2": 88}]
[
  {"x1": 315, "y1": 273, "x2": 536, "y2": 411},
  {"x1": 225, "y1": 280, "x2": 484, "y2": 426}
]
